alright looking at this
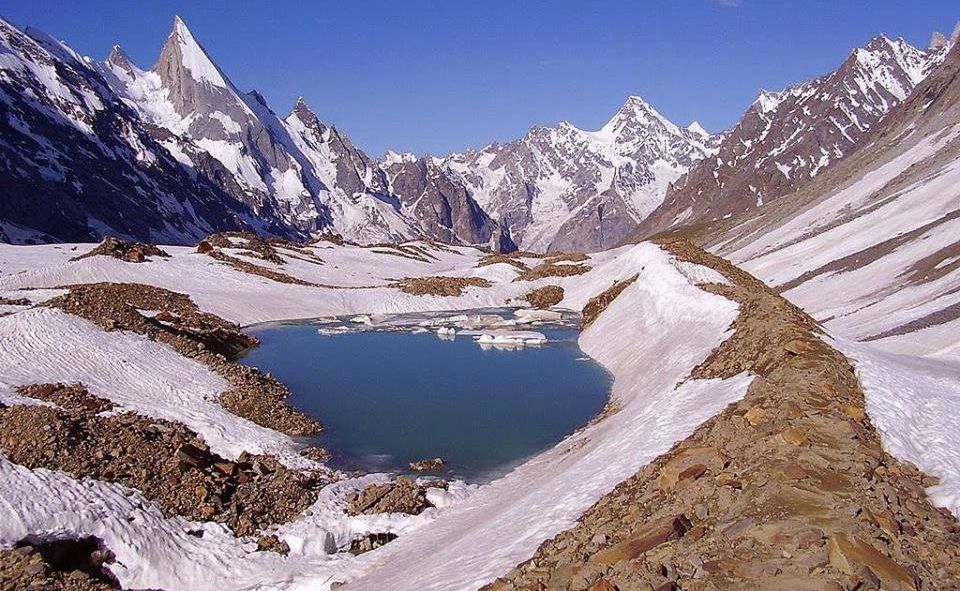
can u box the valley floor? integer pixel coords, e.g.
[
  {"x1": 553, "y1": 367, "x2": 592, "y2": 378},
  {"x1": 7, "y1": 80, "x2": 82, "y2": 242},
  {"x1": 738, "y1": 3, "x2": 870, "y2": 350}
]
[{"x1": 0, "y1": 235, "x2": 958, "y2": 590}]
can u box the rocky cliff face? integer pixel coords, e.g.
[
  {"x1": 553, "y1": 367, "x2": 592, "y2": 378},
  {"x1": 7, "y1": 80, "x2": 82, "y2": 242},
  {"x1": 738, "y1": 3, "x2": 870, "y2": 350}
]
[
  {"x1": 382, "y1": 153, "x2": 515, "y2": 251},
  {"x1": 633, "y1": 35, "x2": 948, "y2": 239},
  {"x1": 444, "y1": 97, "x2": 720, "y2": 252},
  {"x1": 0, "y1": 18, "x2": 264, "y2": 244}
]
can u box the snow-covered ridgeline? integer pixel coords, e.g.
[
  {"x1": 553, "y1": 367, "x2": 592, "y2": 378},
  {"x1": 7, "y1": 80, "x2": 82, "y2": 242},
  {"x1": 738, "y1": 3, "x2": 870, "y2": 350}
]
[{"x1": 0, "y1": 241, "x2": 749, "y2": 590}]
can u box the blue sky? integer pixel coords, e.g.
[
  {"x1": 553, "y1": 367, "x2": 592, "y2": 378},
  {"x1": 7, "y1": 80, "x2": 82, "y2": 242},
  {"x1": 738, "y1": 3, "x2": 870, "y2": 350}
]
[{"x1": 3, "y1": 1, "x2": 957, "y2": 155}]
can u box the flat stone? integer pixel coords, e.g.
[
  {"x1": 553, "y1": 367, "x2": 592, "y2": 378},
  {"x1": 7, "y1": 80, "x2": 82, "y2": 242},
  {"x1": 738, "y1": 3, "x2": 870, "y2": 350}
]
[{"x1": 827, "y1": 533, "x2": 916, "y2": 591}]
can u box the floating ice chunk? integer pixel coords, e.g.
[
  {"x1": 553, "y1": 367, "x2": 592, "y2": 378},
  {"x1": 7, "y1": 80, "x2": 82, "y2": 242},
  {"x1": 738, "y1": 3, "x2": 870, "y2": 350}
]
[
  {"x1": 436, "y1": 327, "x2": 456, "y2": 340},
  {"x1": 514, "y1": 309, "x2": 564, "y2": 324},
  {"x1": 350, "y1": 315, "x2": 374, "y2": 326},
  {"x1": 318, "y1": 326, "x2": 351, "y2": 335},
  {"x1": 468, "y1": 330, "x2": 548, "y2": 349}
]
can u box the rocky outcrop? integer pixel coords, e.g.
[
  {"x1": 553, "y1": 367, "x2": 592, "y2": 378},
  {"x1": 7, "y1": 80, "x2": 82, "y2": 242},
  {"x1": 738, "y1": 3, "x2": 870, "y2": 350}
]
[
  {"x1": 521, "y1": 285, "x2": 565, "y2": 309},
  {"x1": 514, "y1": 258, "x2": 591, "y2": 282},
  {"x1": 346, "y1": 477, "x2": 433, "y2": 516},
  {"x1": 393, "y1": 276, "x2": 492, "y2": 296},
  {"x1": 0, "y1": 384, "x2": 326, "y2": 537},
  {"x1": 409, "y1": 457, "x2": 445, "y2": 472},
  {"x1": 382, "y1": 155, "x2": 516, "y2": 251},
  {"x1": 0, "y1": 536, "x2": 121, "y2": 591},
  {"x1": 581, "y1": 275, "x2": 638, "y2": 327},
  {"x1": 70, "y1": 237, "x2": 169, "y2": 263},
  {"x1": 483, "y1": 239, "x2": 960, "y2": 591}
]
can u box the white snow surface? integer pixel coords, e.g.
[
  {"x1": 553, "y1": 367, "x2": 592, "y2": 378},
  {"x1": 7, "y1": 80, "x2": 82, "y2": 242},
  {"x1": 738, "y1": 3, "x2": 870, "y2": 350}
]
[
  {"x1": 838, "y1": 338, "x2": 960, "y2": 516},
  {"x1": 0, "y1": 239, "x2": 751, "y2": 590}
]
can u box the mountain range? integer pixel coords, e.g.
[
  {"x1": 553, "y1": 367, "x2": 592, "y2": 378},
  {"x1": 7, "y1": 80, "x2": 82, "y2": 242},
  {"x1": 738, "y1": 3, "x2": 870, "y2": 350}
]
[{"x1": 0, "y1": 16, "x2": 956, "y2": 252}]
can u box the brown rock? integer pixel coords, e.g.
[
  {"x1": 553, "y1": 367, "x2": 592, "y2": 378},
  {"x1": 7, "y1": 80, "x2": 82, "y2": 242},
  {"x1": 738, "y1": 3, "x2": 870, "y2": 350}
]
[
  {"x1": 678, "y1": 463, "x2": 708, "y2": 481},
  {"x1": 409, "y1": 457, "x2": 444, "y2": 472},
  {"x1": 827, "y1": 533, "x2": 916, "y2": 591},
  {"x1": 784, "y1": 339, "x2": 814, "y2": 356},
  {"x1": 841, "y1": 404, "x2": 866, "y2": 422},
  {"x1": 587, "y1": 579, "x2": 619, "y2": 591},
  {"x1": 780, "y1": 427, "x2": 809, "y2": 446}
]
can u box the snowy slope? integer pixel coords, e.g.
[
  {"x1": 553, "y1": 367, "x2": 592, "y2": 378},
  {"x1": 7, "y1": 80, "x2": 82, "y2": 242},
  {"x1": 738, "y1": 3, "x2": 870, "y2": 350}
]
[
  {"x1": 0, "y1": 239, "x2": 750, "y2": 590},
  {"x1": 719, "y1": 39, "x2": 960, "y2": 362}
]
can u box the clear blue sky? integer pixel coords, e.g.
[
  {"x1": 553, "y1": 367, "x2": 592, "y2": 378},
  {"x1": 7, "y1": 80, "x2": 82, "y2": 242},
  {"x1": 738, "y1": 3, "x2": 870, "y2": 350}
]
[{"x1": 3, "y1": 1, "x2": 957, "y2": 155}]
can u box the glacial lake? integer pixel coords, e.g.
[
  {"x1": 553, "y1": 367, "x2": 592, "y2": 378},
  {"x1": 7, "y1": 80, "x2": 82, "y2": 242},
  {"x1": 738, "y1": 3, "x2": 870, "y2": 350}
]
[{"x1": 240, "y1": 314, "x2": 612, "y2": 482}]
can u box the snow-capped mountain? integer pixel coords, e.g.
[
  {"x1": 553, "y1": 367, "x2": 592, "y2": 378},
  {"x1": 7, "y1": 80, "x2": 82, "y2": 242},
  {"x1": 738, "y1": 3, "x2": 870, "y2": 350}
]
[
  {"x1": 634, "y1": 34, "x2": 950, "y2": 239},
  {"x1": 443, "y1": 96, "x2": 721, "y2": 252},
  {"x1": 0, "y1": 17, "x2": 266, "y2": 244},
  {"x1": 100, "y1": 17, "x2": 507, "y2": 248}
]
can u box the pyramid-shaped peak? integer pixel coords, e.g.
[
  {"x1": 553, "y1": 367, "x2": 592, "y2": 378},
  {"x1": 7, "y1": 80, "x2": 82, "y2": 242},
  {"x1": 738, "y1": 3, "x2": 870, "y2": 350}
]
[
  {"x1": 601, "y1": 94, "x2": 681, "y2": 137},
  {"x1": 930, "y1": 31, "x2": 950, "y2": 50},
  {"x1": 686, "y1": 121, "x2": 710, "y2": 137},
  {"x1": 156, "y1": 15, "x2": 228, "y2": 88},
  {"x1": 107, "y1": 44, "x2": 136, "y2": 71},
  {"x1": 291, "y1": 96, "x2": 324, "y2": 128}
]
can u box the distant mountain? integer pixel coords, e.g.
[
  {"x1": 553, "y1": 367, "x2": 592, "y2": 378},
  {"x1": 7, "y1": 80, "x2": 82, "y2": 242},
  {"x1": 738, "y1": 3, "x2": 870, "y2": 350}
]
[
  {"x1": 443, "y1": 96, "x2": 720, "y2": 252},
  {"x1": 632, "y1": 34, "x2": 949, "y2": 239}
]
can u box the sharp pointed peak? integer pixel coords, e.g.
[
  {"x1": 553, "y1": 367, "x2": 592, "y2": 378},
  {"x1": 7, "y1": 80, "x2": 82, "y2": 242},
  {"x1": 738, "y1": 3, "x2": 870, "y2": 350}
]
[
  {"x1": 291, "y1": 95, "x2": 323, "y2": 129},
  {"x1": 686, "y1": 121, "x2": 710, "y2": 137},
  {"x1": 107, "y1": 44, "x2": 134, "y2": 68},
  {"x1": 156, "y1": 14, "x2": 229, "y2": 88},
  {"x1": 171, "y1": 15, "x2": 188, "y2": 34}
]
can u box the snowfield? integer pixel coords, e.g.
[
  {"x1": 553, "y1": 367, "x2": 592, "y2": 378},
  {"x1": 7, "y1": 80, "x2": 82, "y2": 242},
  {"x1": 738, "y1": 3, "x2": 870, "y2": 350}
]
[
  {"x1": 0, "y1": 237, "x2": 957, "y2": 589},
  {"x1": 0, "y1": 240, "x2": 749, "y2": 590}
]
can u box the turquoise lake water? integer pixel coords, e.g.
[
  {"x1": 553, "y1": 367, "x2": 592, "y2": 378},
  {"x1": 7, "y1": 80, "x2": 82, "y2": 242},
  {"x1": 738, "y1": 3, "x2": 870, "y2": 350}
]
[{"x1": 240, "y1": 317, "x2": 612, "y2": 482}]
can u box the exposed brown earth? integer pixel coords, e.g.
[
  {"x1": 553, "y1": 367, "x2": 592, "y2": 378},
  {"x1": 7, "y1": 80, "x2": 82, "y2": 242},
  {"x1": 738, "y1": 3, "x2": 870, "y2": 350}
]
[
  {"x1": 197, "y1": 232, "x2": 331, "y2": 285},
  {"x1": 0, "y1": 536, "x2": 124, "y2": 591},
  {"x1": 393, "y1": 276, "x2": 492, "y2": 296},
  {"x1": 581, "y1": 275, "x2": 638, "y2": 327},
  {"x1": 206, "y1": 249, "x2": 320, "y2": 286},
  {"x1": 0, "y1": 296, "x2": 31, "y2": 306},
  {"x1": 200, "y1": 232, "x2": 285, "y2": 264},
  {"x1": 483, "y1": 238, "x2": 960, "y2": 591},
  {"x1": 522, "y1": 285, "x2": 565, "y2": 309},
  {"x1": 545, "y1": 253, "x2": 591, "y2": 264},
  {"x1": 70, "y1": 236, "x2": 170, "y2": 264},
  {"x1": 478, "y1": 253, "x2": 531, "y2": 271},
  {"x1": 0, "y1": 383, "x2": 325, "y2": 539},
  {"x1": 43, "y1": 282, "x2": 322, "y2": 436},
  {"x1": 515, "y1": 262, "x2": 591, "y2": 282}
]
